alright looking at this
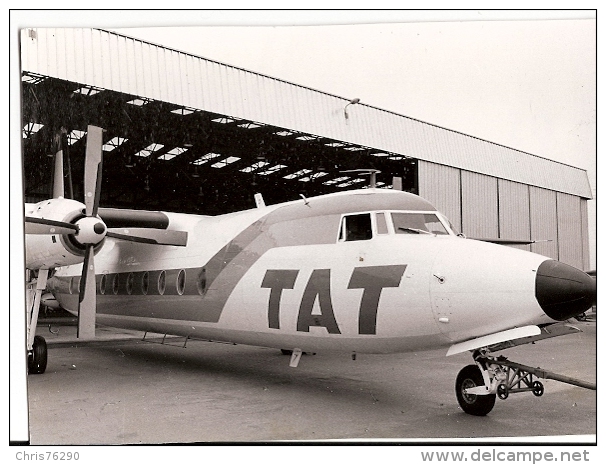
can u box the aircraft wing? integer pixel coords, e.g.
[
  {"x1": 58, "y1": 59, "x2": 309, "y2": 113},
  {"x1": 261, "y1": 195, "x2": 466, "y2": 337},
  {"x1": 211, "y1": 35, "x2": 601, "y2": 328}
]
[
  {"x1": 446, "y1": 326, "x2": 541, "y2": 356},
  {"x1": 481, "y1": 323, "x2": 582, "y2": 353},
  {"x1": 446, "y1": 323, "x2": 582, "y2": 356}
]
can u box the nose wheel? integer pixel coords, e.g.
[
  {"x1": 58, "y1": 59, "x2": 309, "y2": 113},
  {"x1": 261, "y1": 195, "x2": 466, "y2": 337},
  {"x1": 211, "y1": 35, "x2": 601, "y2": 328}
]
[
  {"x1": 455, "y1": 364, "x2": 496, "y2": 416},
  {"x1": 455, "y1": 352, "x2": 595, "y2": 415}
]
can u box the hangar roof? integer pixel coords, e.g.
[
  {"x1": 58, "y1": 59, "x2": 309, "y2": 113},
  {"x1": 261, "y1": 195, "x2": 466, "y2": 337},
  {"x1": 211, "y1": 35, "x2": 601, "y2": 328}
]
[{"x1": 20, "y1": 27, "x2": 592, "y2": 215}]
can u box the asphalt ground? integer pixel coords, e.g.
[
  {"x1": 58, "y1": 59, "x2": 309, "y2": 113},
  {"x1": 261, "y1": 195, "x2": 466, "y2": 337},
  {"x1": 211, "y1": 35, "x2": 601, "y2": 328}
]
[{"x1": 25, "y1": 317, "x2": 596, "y2": 445}]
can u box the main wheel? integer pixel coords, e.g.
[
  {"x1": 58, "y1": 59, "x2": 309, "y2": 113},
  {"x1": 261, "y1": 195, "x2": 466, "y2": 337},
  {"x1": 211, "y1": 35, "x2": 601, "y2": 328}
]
[
  {"x1": 28, "y1": 335, "x2": 48, "y2": 375},
  {"x1": 455, "y1": 364, "x2": 496, "y2": 416}
]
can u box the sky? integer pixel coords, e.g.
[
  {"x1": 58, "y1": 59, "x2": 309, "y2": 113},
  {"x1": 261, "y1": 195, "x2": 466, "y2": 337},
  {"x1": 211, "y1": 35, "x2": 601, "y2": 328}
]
[
  {"x1": 108, "y1": 13, "x2": 596, "y2": 266},
  {"x1": 111, "y1": 16, "x2": 597, "y2": 192}
]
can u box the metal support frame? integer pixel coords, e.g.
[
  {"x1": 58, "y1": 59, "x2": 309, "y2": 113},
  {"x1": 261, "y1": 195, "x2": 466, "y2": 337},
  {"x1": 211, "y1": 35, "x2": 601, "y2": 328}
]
[
  {"x1": 493, "y1": 363, "x2": 544, "y2": 400},
  {"x1": 466, "y1": 350, "x2": 596, "y2": 398}
]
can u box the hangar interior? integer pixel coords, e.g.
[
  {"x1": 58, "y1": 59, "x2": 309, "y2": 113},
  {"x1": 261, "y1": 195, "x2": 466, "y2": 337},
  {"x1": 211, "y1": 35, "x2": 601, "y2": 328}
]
[
  {"x1": 22, "y1": 70, "x2": 418, "y2": 216},
  {"x1": 20, "y1": 28, "x2": 593, "y2": 270}
]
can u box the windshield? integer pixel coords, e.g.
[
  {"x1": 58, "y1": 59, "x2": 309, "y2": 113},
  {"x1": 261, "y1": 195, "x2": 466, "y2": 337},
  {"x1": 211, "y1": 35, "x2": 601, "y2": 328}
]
[{"x1": 391, "y1": 212, "x2": 449, "y2": 235}]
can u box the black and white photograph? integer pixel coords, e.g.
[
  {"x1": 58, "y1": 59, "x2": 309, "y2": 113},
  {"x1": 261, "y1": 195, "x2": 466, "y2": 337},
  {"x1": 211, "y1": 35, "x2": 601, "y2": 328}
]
[{"x1": 10, "y1": 9, "x2": 597, "y2": 457}]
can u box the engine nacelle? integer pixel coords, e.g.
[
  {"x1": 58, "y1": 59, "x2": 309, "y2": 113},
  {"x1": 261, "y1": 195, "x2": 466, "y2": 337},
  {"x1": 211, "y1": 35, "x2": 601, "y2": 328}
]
[{"x1": 25, "y1": 198, "x2": 104, "y2": 270}]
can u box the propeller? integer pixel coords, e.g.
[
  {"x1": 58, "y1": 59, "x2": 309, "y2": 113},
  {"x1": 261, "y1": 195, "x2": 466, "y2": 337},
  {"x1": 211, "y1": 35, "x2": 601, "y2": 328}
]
[
  {"x1": 24, "y1": 125, "x2": 189, "y2": 339},
  {"x1": 77, "y1": 125, "x2": 104, "y2": 338},
  {"x1": 106, "y1": 228, "x2": 188, "y2": 246},
  {"x1": 73, "y1": 126, "x2": 189, "y2": 338},
  {"x1": 24, "y1": 217, "x2": 79, "y2": 235}
]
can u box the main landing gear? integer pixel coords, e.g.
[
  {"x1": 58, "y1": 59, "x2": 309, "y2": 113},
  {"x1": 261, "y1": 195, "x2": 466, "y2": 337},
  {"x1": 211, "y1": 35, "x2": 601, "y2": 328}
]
[
  {"x1": 26, "y1": 269, "x2": 49, "y2": 374},
  {"x1": 455, "y1": 350, "x2": 596, "y2": 416},
  {"x1": 28, "y1": 335, "x2": 48, "y2": 375}
]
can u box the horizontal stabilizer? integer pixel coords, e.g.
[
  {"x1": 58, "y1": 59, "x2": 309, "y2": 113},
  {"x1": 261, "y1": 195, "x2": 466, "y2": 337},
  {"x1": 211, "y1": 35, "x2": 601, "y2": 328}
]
[
  {"x1": 446, "y1": 325, "x2": 541, "y2": 356},
  {"x1": 106, "y1": 228, "x2": 188, "y2": 246},
  {"x1": 25, "y1": 216, "x2": 79, "y2": 235},
  {"x1": 469, "y1": 237, "x2": 551, "y2": 245}
]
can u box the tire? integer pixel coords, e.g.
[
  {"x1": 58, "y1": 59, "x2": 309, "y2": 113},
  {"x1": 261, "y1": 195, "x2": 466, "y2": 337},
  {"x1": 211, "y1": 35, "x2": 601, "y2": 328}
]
[
  {"x1": 28, "y1": 335, "x2": 48, "y2": 375},
  {"x1": 455, "y1": 364, "x2": 496, "y2": 416}
]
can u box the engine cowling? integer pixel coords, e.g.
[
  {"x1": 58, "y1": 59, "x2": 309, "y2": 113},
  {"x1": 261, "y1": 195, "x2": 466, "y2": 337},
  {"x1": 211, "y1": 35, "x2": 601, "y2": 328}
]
[{"x1": 25, "y1": 198, "x2": 105, "y2": 270}]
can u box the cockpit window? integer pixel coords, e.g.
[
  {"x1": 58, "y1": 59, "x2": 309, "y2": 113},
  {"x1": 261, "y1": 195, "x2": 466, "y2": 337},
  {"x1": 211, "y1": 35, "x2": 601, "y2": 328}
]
[
  {"x1": 376, "y1": 212, "x2": 388, "y2": 235},
  {"x1": 339, "y1": 213, "x2": 373, "y2": 241},
  {"x1": 392, "y1": 212, "x2": 449, "y2": 235}
]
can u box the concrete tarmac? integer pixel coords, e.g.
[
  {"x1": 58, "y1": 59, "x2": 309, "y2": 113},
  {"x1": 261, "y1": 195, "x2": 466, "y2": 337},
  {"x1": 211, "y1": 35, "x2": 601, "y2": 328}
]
[{"x1": 25, "y1": 319, "x2": 596, "y2": 444}]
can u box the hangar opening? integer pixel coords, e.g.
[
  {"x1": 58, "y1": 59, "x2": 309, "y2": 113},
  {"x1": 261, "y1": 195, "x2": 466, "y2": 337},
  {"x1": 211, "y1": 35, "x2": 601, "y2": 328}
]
[{"x1": 22, "y1": 71, "x2": 418, "y2": 216}]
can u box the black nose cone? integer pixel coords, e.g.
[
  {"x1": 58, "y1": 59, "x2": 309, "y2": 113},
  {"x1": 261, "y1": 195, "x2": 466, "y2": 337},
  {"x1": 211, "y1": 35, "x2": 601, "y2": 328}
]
[{"x1": 535, "y1": 260, "x2": 596, "y2": 321}]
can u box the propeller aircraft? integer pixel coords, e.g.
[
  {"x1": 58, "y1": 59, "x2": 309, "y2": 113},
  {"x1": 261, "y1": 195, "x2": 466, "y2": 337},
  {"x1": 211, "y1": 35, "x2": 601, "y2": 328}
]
[{"x1": 24, "y1": 125, "x2": 596, "y2": 416}]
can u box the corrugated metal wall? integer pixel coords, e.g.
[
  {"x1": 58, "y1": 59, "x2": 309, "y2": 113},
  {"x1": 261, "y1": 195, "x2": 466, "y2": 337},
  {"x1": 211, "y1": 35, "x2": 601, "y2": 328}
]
[
  {"x1": 528, "y1": 187, "x2": 559, "y2": 260},
  {"x1": 498, "y1": 179, "x2": 531, "y2": 251},
  {"x1": 460, "y1": 171, "x2": 499, "y2": 239},
  {"x1": 556, "y1": 192, "x2": 585, "y2": 270},
  {"x1": 417, "y1": 161, "x2": 461, "y2": 232},
  {"x1": 418, "y1": 164, "x2": 589, "y2": 268},
  {"x1": 580, "y1": 199, "x2": 590, "y2": 271},
  {"x1": 20, "y1": 27, "x2": 592, "y2": 199}
]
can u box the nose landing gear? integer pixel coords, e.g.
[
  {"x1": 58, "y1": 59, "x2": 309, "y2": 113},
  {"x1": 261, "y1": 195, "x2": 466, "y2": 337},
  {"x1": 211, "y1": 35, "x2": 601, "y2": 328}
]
[
  {"x1": 455, "y1": 364, "x2": 496, "y2": 416},
  {"x1": 455, "y1": 351, "x2": 596, "y2": 416}
]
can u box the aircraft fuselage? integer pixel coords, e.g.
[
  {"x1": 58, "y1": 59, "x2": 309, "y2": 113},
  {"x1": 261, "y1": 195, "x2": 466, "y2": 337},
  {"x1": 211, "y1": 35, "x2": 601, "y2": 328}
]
[{"x1": 49, "y1": 189, "x2": 579, "y2": 354}]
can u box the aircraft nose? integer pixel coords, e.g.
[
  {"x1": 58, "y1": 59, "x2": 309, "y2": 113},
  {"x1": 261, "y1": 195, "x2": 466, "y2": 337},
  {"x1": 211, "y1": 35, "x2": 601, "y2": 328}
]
[{"x1": 535, "y1": 260, "x2": 596, "y2": 321}]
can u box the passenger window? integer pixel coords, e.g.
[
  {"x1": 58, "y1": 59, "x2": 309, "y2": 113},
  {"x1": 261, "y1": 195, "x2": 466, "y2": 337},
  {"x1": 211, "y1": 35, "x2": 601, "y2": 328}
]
[
  {"x1": 158, "y1": 270, "x2": 166, "y2": 295},
  {"x1": 113, "y1": 274, "x2": 119, "y2": 294},
  {"x1": 100, "y1": 274, "x2": 106, "y2": 295},
  {"x1": 141, "y1": 271, "x2": 149, "y2": 295},
  {"x1": 339, "y1": 213, "x2": 373, "y2": 241},
  {"x1": 177, "y1": 269, "x2": 186, "y2": 295},
  {"x1": 126, "y1": 272, "x2": 134, "y2": 295},
  {"x1": 376, "y1": 212, "x2": 388, "y2": 234}
]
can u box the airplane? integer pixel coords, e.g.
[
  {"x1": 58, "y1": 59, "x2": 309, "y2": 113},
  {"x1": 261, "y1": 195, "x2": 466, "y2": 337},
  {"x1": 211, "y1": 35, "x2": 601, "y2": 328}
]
[{"x1": 24, "y1": 125, "x2": 596, "y2": 416}]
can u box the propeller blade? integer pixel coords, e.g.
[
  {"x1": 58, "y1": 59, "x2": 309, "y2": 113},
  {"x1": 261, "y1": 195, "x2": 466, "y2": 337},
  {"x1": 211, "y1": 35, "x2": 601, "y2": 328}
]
[
  {"x1": 52, "y1": 149, "x2": 65, "y2": 199},
  {"x1": 106, "y1": 228, "x2": 188, "y2": 246},
  {"x1": 24, "y1": 217, "x2": 78, "y2": 235},
  {"x1": 83, "y1": 125, "x2": 104, "y2": 217},
  {"x1": 77, "y1": 245, "x2": 97, "y2": 339}
]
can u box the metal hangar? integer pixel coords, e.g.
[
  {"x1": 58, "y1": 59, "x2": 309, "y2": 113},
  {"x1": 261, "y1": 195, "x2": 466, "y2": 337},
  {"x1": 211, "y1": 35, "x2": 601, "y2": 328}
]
[{"x1": 20, "y1": 28, "x2": 593, "y2": 271}]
